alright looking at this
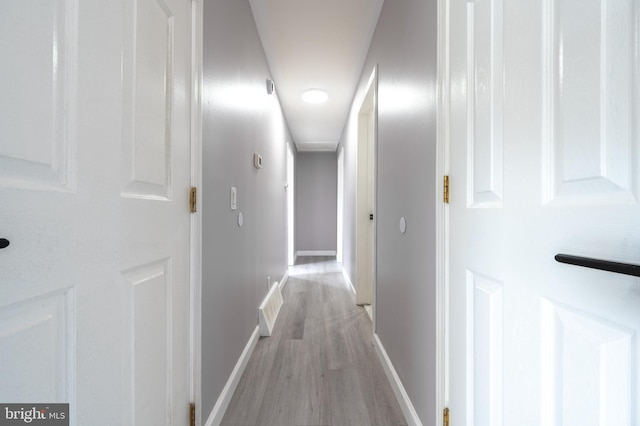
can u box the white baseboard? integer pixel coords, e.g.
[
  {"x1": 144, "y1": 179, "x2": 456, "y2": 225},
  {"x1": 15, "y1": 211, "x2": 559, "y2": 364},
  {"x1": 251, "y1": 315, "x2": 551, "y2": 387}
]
[
  {"x1": 341, "y1": 267, "x2": 356, "y2": 295},
  {"x1": 204, "y1": 326, "x2": 260, "y2": 426},
  {"x1": 295, "y1": 250, "x2": 337, "y2": 257},
  {"x1": 364, "y1": 304, "x2": 373, "y2": 321},
  {"x1": 279, "y1": 270, "x2": 289, "y2": 291},
  {"x1": 373, "y1": 333, "x2": 422, "y2": 426}
]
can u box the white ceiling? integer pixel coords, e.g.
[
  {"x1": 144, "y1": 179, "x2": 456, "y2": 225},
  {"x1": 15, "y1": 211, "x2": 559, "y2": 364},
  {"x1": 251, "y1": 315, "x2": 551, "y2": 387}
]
[{"x1": 249, "y1": 0, "x2": 384, "y2": 152}]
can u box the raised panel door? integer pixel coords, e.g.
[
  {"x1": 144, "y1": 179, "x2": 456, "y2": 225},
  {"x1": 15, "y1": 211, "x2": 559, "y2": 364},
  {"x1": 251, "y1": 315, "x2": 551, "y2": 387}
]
[
  {"x1": 0, "y1": 1, "x2": 192, "y2": 424},
  {"x1": 448, "y1": 0, "x2": 640, "y2": 424}
]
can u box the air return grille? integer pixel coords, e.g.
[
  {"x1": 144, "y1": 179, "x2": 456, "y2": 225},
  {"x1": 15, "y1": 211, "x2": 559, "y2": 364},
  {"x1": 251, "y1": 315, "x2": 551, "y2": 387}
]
[{"x1": 258, "y1": 284, "x2": 283, "y2": 337}]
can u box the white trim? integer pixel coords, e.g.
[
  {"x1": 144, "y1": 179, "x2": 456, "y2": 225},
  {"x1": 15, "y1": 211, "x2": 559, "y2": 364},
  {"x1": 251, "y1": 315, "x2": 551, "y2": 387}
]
[
  {"x1": 204, "y1": 326, "x2": 260, "y2": 426},
  {"x1": 286, "y1": 143, "x2": 295, "y2": 266},
  {"x1": 341, "y1": 266, "x2": 356, "y2": 295},
  {"x1": 373, "y1": 333, "x2": 422, "y2": 426},
  {"x1": 435, "y1": 0, "x2": 451, "y2": 424},
  {"x1": 189, "y1": 1, "x2": 203, "y2": 425},
  {"x1": 279, "y1": 269, "x2": 290, "y2": 291},
  {"x1": 336, "y1": 147, "x2": 345, "y2": 263},
  {"x1": 364, "y1": 304, "x2": 373, "y2": 321},
  {"x1": 295, "y1": 250, "x2": 337, "y2": 257}
]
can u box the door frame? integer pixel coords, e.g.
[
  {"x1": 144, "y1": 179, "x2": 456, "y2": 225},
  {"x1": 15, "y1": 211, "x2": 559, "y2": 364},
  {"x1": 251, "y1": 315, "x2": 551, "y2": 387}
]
[
  {"x1": 190, "y1": 0, "x2": 203, "y2": 424},
  {"x1": 436, "y1": 0, "x2": 451, "y2": 424},
  {"x1": 337, "y1": 147, "x2": 344, "y2": 263},
  {"x1": 287, "y1": 143, "x2": 296, "y2": 266}
]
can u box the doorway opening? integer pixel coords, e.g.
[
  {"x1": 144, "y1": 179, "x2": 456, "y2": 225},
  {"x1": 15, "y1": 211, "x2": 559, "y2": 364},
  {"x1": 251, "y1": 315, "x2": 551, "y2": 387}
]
[
  {"x1": 287, "y1": 143, "x2": 295, "y2": 266},
  {"x1": 356, "y1": 67, "x2": 377, "y2": 322}
]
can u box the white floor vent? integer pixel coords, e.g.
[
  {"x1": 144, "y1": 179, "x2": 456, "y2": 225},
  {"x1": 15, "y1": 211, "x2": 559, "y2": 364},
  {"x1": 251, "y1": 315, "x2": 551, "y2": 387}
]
[{"x1": 258, "y1": 283, "x2": 283, "y2": 337}]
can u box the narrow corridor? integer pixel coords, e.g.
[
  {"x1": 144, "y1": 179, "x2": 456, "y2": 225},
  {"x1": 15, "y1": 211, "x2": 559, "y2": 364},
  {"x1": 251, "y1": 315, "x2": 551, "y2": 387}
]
[{"x1": 221, "y1": 257, "x2": 406, "y2": 426}]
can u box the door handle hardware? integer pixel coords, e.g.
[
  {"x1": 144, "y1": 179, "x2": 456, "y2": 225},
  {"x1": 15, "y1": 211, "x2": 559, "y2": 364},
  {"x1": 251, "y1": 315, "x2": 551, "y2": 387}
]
[
  {"x1": 0, "y1": 239, "x2": 9, "y2": 249},
  {"x1": 555, "y1": 254, "x2": 640, "y2": 277}
]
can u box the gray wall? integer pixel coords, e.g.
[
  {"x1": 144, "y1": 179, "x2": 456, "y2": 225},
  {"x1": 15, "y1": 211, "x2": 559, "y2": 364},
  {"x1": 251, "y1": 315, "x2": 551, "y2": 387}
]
[
  {"x1": 202, "y1": 0, "x2": 291, "y2": 418},
  {"x1": 295, "y1": 152, "x2": 337, "y2": 253},
  {"x1": 338, "y1": 0, "x2": 438, "y2": 422}
]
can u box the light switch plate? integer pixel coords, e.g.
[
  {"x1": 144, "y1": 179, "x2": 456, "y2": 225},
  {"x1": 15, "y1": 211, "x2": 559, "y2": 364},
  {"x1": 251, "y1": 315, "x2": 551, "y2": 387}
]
[
  {"x1": 230, "y1": 187, "x2": 237, "y2": 210},
  {"x1": 253, "y1": 153, "x2": 263, "y2": 169}
]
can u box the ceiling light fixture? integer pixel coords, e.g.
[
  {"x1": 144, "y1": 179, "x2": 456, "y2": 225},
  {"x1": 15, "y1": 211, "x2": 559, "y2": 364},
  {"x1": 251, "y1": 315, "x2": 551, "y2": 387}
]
[{"x1": 301, "y1": 89, "x2": 328, "y2": 104}]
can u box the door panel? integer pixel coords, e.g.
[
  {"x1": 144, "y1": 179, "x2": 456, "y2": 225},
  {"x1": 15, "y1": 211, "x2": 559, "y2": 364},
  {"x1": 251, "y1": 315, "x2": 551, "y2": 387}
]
[
  {"x1": 123, "y1": 259, "x2": 172, "y2": 426},
  {"x1": 542, "y1": 0, "x2": 638, "y2": 204},
  {"x1": 122, "y1": 0, "x2": 175, "y2": 199},
  {"x1": 0, "y1": 0, "x2": 76, "y2": 190},
  {"x1": 540, "y1": 299, "x2": 634, "y2": 425},
  {"x1": 466, "y1": 0, "x2": 504, "y2": 208},
  {"x1": 449, "y1": 0, "x2": 640, "y2": 425},
  {"x1": 466, "y1": 270, "x2": 503, "y2": 426},
  {"x1": 0, "y1": 289, "x2": 74, "y2": 403}
]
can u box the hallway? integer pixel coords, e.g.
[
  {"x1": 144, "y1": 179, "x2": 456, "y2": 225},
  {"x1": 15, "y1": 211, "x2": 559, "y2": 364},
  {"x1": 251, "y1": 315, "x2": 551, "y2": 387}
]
[{"x1": 220, "y1": 257, "x2": 406, "y2": 426}]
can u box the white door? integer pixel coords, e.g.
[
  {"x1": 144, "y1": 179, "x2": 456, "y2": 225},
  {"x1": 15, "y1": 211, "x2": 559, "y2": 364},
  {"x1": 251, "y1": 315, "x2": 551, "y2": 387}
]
[
  {"x1": 356, "y1": 69, "x2": 377, "y2": 306},
  {"x1": 0, "y1": 0, "x2": 192, "y2": 425},
  {"x1": 448, "y1": 0, "x2": 640, "y2": 425}
]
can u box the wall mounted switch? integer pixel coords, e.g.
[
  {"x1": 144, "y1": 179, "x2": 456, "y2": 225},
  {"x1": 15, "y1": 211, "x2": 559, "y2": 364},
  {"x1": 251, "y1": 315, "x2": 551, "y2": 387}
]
[{"x1": 230, "y1": 187, "x2": 237, "y2": 210}]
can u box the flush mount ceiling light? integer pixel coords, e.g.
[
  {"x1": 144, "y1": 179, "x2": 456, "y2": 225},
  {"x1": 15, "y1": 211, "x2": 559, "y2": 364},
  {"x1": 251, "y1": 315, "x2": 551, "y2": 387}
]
[{"x1": 301, "y1": 89, "x2": 328, "y2": 104}]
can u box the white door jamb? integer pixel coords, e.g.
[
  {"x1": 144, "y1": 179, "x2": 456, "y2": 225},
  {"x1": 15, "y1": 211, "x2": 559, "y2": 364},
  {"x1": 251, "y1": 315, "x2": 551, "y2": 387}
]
[
  {"x1": 435, "y1": 0, "x2": 451, "y2": 424},
  {"x1": 190, "y1": 0, "x2": 204, "y2": 425}
]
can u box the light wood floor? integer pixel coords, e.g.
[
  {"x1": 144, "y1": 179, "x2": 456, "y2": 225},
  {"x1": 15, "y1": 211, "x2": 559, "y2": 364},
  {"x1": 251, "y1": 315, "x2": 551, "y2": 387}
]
[{"x1": 220, "y1": 257, "x2": 407, "y2": 426}]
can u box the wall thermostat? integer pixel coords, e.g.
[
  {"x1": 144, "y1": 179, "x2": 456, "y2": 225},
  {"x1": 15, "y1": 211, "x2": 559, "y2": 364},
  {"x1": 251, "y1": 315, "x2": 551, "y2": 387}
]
[{"x1": 254, "y1": 153, "x2": 263, "y2": 169}]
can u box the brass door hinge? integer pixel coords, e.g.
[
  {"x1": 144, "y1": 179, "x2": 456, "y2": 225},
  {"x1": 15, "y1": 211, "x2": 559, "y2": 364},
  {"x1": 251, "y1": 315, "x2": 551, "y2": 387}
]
[
  {"x1": 189, "y1": 402, "x2": 196, "y2": 426},
  {"x1": 443, "y1": 175, "x2": 450, "y2": 204},
  {"x1": 189, "y1": 187, "x2": 197, "y2": 213},
  {"x1": 443, "y1": 407, "x2": 450, "y2": 426}
]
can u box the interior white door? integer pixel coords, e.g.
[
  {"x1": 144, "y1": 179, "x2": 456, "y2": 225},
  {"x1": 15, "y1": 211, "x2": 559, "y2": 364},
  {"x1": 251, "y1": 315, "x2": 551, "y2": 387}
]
[
  {"x1": 356, "y1": 72, "x2": 376, "y2": 306},
  {"x1": 0, "y1": 0, "x2": 192, "y2": 425},
  {"x1": 448, "y1": 0, "x2": 640, "y2": 425}
]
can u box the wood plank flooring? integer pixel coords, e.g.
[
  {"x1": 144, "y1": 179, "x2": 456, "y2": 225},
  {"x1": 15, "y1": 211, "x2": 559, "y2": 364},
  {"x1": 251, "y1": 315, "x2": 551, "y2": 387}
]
[{"x1": 220, "y1": 257, "x2": 407, "y2": 426}]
